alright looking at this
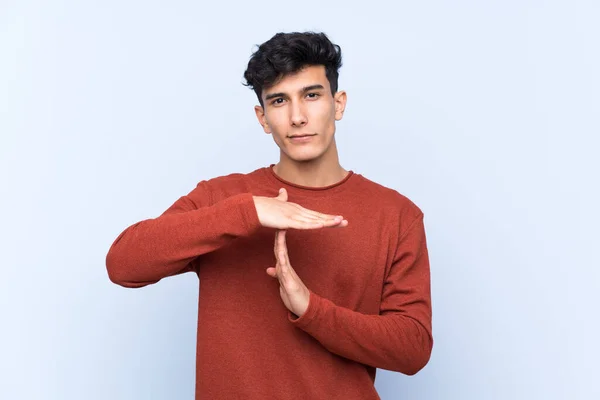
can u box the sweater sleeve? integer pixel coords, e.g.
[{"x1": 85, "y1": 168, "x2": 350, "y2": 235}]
[
  {"x1": 105, "y1": 181, "x2": 262, "y2": 288},
  {"x1": 288, "y1": 213, "x2": 433, "y2": 375}
]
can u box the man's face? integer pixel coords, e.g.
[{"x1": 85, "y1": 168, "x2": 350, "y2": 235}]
[{"x1": 255, "y1": 65, "x2": 347, "y2": 163}]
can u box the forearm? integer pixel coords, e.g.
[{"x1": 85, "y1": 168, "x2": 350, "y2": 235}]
[
  {"x1": 289, "y1": 292, "x2": 432, "y2": 375},
  {"x1": 106, "y1": 192, "x2": 260, "y2": 287}
]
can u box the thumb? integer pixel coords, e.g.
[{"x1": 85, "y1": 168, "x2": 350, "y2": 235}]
[{"x1": 276, "y1": 187, "x2": 288, "y2": 202}]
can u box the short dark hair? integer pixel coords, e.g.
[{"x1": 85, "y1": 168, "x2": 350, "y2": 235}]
[{"x1": 243, "y1": 31, "x2": 343, "y2": 106}]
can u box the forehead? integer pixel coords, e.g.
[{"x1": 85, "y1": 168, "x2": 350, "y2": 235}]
[{"x1": 263, "y1": 65, "x2": 328, "y2": 96}]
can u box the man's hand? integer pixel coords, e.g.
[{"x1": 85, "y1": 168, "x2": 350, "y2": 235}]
[
  {"x1": 253, "y1": 188, "x2": 348, "y2": 230},
  {"x1": 266, "y1": 230, "x2": 310, "y2": 318}
]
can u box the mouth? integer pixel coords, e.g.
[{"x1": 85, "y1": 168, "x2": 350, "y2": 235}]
[{"x1": 288, "y1": 133, "x2": 317, "y2": 143}]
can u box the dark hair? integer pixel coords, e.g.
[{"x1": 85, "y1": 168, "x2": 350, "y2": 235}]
[{"x1": 243, "y1": 31, "x2": 342, "y2": 105}]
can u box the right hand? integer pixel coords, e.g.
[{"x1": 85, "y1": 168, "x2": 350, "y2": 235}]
[{"x1": 253, "y1": 188, "x2": 348, "y2": 230}]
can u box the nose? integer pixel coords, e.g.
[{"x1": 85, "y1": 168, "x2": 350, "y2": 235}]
[{"x1": 290, "y1": 102, "x2": 308, "y2": 127}]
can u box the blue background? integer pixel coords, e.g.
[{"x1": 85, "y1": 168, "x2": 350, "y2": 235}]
[{"x1": 1, "y1": 0, "x2": 598, "y2": 398}]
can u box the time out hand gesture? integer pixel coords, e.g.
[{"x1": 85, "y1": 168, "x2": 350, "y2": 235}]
[
  {"x1": 253, "y1": 188, "x2": 348, "y2": 230},
  {"x1": 266, "y1": 229, "x2": 310, "y2": 318}
]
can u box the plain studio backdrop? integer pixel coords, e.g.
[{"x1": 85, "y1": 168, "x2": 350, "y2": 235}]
[{"x1": 1, "y1": 1, "x2": 598, "y2": 399}]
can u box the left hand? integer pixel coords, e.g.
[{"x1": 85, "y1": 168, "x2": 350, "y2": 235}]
[{"x1": 266, "y1": 230, "x2": 310, "y2": 318}]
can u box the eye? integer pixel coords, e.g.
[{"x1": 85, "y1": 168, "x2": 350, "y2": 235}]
[
  {"x1": 271, "y1": 98, "x2": 285, "y2": 105},
  {"x1": 306, "y1": 93, "x2": 320, "y2": 99}
]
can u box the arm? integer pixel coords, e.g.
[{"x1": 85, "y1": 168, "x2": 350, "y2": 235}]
[
  {"x1": 106, "y1": 185, "x2": 344, "y2": 289},
  {"x1": 289, "y1": 214, "x2": 433, "y2": 375},
  {"x1": 105, "y1": 181, "x2": 261, "y2": 288}
]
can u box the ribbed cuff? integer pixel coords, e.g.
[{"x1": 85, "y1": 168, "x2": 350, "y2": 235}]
[{"x1": 288, "y1": 290, "x2": 321, "y2": 328}]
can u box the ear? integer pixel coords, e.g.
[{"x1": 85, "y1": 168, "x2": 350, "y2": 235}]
[
  {"x1": 254, "y1": 105, "x2": 271, "y2": 134},
  {"x1": 334, "y1": 90, "x2": 347, "y2": 121}
]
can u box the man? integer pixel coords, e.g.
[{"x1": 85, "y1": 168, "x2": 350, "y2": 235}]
[{"x1": 106, "y1": 31, "x2": 432, "y2": 399}]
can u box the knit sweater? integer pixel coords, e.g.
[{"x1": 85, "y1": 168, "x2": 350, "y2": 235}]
[{"x1": 106, "y1": 165, "x2": 433, "y2": 399}]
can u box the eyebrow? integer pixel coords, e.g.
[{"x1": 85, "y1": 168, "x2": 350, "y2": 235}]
[{"x1": 264, "y1": 84, "x2": 325, "y2": 101}]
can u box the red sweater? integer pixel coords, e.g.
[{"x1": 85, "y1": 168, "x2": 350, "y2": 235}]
[{"x1": 106, "y1": 165, "x2": 433, "y2": 399}]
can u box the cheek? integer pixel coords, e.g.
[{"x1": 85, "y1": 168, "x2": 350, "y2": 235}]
[
  {"x1": 315, "y1": 108, "x2": 336, "y2": 134},
  {"x1": 266, "y1": 113, "x2": 287, "y2": 133},
  {"x1": 312, "y1": 102, "x2": 336, "y2": 124}
]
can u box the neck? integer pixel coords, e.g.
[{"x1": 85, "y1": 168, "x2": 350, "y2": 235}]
[{"x1": 273, "y1": 141, "x2": 348, "y2": 187}]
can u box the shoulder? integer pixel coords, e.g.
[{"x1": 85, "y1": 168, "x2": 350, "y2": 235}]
[
  {"x1": 354, "y1": 174, "x2": 423, "y2": 215},
  {"x1": 352, "y1": 173, "x2": 424, "y2": 234},
  {"x1": 203, "y1": 171, "x2": 249, "y2": 190},
  {"x1": 192, "y1": 167, "x2": 265, "y2": 205}
]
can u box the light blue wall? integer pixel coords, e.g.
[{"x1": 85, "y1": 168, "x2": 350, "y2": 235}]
[{"x1": 1, "y1": 1, "x2": 598, "y2": 398}]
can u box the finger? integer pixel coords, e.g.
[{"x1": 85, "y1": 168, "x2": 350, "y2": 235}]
[
  {"x1": 275, "y1": 230, "x2": 286, "y2": 276},
  {"x1": 274, "y1": 231, "x2": 285, "y2": 281},
  {"x1": 266, "y1": 266, "x2": 277, "y2": 277},
  {"x1": 276, "y1": 188, "x2": 288, "y2": 202},
  {"x1": 286, "y1": 203, "x2": 343, "y2": 226},
  {"x1": 280, "y1": 258, "x2": 301, "y2": 292},
  {"x1": 291, "y1": 220, "x2": 347, "y2": 230},
  {"x1": 274, "y1": 229, "x2": 280, "y2": 258},
  {"x1": 332, "y1": 219, "x2": 349, "y2": 228},
  {"x1": 277, "y1": 231, "x2": 292, "y2": 283},
  {"x1": 302, "y1": 212, "x2": 342, "y2": 224},
  {"x1": 288, "y1": 219, "x2": 326, "y2": 230},
  {"x1": 290, "y1": 214, "x2": 328, "y2": 225},
  {"x1": 290, "y1": 213, "x2": 323, "y2": 222},
  {"x1": 276, "y1": 263, "x2": 282, "y2": 281},
  {"x1": 287, "y1": 202, "x2": 338, "y2": 221},
  {"x1": 277, "y1": 249, "x2": 288, "y2": 283},
  {"x1": 281, "y1": 251, "x2": 299, "y2": 281},
  {"x1": 279, "y1": 235, "x2": 302, "y2": 288},
  {"x1": 273, "y1": 229, "x2": 293, "y2": 259},
  {"x1": 277, "y1": 230, "x2": 287, "y2": 264},
  {"x1": 275, "y1": 231, "x2": 305, "y2": 289},
  {"x1": 319, "y1": 218, "x2": 344, "y2": 227},
  {"x1": 294, "y1": 212, "x2": 322, "y2": 221},
  {"x1": 301, "y1": 207, "x2": 344, "y2": 221},
  {"x1": 280, "y1": 230, "x2": 291, "y2": 266},
  {"x1": 293, "y1": 217, "x2": 341, "y2": 229}
]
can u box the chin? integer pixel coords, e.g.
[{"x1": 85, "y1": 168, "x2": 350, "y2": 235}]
[{"x1": 286, "y1": 148, "x2": 326, "y2": 163}]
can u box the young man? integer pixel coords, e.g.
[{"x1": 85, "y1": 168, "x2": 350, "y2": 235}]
[{"x1": 106, "y1": 31, "x2": 433, "y2": 399}]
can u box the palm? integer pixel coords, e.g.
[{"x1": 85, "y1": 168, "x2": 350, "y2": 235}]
[{"x1": 266, "y1": 230, "x2": 310, "y2": 317}]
